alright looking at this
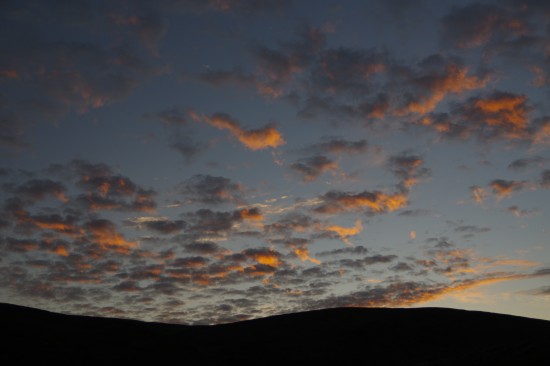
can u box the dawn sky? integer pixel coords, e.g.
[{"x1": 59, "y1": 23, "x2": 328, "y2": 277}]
[{"x1": 1, "y1": 0, "x2": 549, "y2": 324}]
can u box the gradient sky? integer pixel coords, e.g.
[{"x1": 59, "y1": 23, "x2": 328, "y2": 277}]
[{"x1": 1, "y1": 0, "x2": 549, "y2": 324}]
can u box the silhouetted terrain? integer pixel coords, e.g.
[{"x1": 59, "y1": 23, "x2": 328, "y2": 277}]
[{"x1": 2, "y1": 303, "x2": 549, "y2": 365}]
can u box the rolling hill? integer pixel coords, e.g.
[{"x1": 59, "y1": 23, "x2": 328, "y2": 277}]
[{"x1": 2, "y1": 303, "x2": 549, "y2": 365}]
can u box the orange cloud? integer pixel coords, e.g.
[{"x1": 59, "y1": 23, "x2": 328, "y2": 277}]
[
  {"x1": 489, "y1": 179, "x2": 527, "y2": 199},
  {"x1": 237, "y1": 207, "x2": 264, "y2": 221},
  {"x1": 0, "y1": 68, "x2": 18, "y2": 79},
  {"x1": 470, "y1": 185, "x2": 487, "y2": 204},
  {"x1": 86, "y1": 220, "x2": 138, "y2": 254},
  {"x1": 253, "y1": 252, "x2": 281, "y2": 267},
  {"x1": 319, "y1": 191, "x2": 408, "y2": 214},
  {"x1": 53, "y1": 244, "x2": 69, "y2": 257},
  {"x1": 203, "y1": 113, "x2": 285, "y2": 150},
  {"x1": 474, "y1": 94, "x2": 528, "y2": 129},
  {"x1": 399, "y1": 64, "x2": 488, "y2": 115},
  {"x1": 458, "y1": 93, "x2": 530, "y2": 140},
  {"x1": 324, "y1": 219, "x2": 363, "y2": 245},
  {"x1": 533, "y1": 120, "x2": 550, "y2": 145},
  {"x1": 288, "y1": 243, "x2": 321, "y2": 265}
]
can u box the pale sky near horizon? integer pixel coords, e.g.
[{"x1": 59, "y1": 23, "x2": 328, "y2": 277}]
[{"x1": 1, "y1": 0, "x2": 549, "y2": 324}]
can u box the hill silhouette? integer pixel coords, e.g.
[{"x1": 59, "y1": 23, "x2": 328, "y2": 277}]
[{"x1": 2, "y1": 303, "x2": 549, "y2": 365}]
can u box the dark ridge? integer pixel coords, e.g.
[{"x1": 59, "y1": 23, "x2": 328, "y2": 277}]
[{"x1": 2, "y1": 303, "x2": 549, "y2": 365}]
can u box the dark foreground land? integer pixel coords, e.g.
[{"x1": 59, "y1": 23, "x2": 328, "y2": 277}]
[{"x1": 1, "y1": 303, "x2": 549, "y2": 365}]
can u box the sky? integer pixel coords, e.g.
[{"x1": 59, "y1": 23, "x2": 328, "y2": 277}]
[{"x1": 0, "y1": 0, "x2": 549, "y2": 325}]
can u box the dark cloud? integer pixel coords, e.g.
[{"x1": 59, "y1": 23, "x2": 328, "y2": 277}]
[
  {"x1": 4, "y1": 179, "x2": 68, "y2": 204},
  {"x1": 180, "y1": 0, "x2": 291, "y2": 13},
  {"x1": 155, "y1": 108, "x2": 190, "y2": 126},
  {"x1": 85, "y1": 218, "x2": 137, "y2": 254},
  {"x1": 171, "y1": 138, "x2": 205, "y2": 163},
  {"x1": 397, "y1": 209, "x2": 432, "y2": 217},
  {"x1": 419, "y1": 90, "x2": 540, "y2": 143},
  {"x1": 507, "y1": 156, "x2": 547, "y2": 171},
  {"x1": 264, "y1": 213, "x2": 319, "y2": 236},
  {"x1": 395, "y1": 54, "x2": 489, "y2": 116},
  {"x1": 180, "y1": 174, "x2": 244, "y2": 205},
  {"x1": 314, "y1": 189, "x2": 408, "y2": 214},
  {"x1": 306, "y1": 47, "x2": 387, "y2": 96},
  {"x1": 252, "y1": 25, "x2": 326, "y2": 93},
  {"x1": 540, "y1": 170, "x2": 550, "y2": 188},
  {"x1": 290, "y1": 155, "x2": 337, "y2": 182},
  {"x1": 0, "y1": 1, "x2": 167, "y2": 150},
  {"x1": 144, "y1": 220, "x2": 187, "y2": 235},
  {"x1": 317, "y1": 246, "x2": 368, "y2": 257},
  {"x1": 528, "y1": 286, "x2": 550, "y2": 295},
  {"x1": 454, "y1": 225, "x2": 491, "y2": 234},
  {"x1": 440, "y1": 3, "x2": 526, "y2": 49},
  {"x1": 308, "y1": 138, "x2": 368, "y2": 155},
  {"x1": 171, "y1": 256, "x2": 209, "y2": 268},
  {"x1": 386, "y1": 153, "x2": 430, "y2": 191},
  {"x1": 198, "y1": 67, "x2": 256, "y2": 88},
  {"x1": 506, "y1": 205, "x2": 539, "y2": 217},
  {"x1": 489, "y1": 179, "x2": 527, "y2": 199},
  {"x1": 184, "y1": 209, "x2": 243, "y2": 235},
  {"x1": 182, "y1": 241, "x2": 222, "y2": 255},
  {"x1": 326, "y1": 254, "x2": 397, "y2": 270},
  {"x1": 390, "y1": 262, "x2": 414, "y2": 272}
]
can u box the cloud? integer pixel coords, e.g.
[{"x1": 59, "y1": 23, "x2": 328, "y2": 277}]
[
  {"x1": 42, "y1": 159, "x2": 157, "y2": 212},
  {"x1": 507, "y1": 156, "x2": 548, "y2": 171},
  {"x1": 202, "y1": 113, "x2": 285, "y2": 150},
  {"x1": 396, "y1": 56, "x2": 489, "y2": 115},
  {"x1": 155, "y1": 108, "x2": 190, "y2": 126},
  {"x1": 143, "y1": 219, "x2": 187, "y2": 235},
  {"x1": 235, "y1": 207, "x2": 263, "y2": 221},
  {"x1": 540, "y1": 170, "x2": 550, "y2": 188},
  {"x1": 308, "y1": 138, "x2": 368, "y2": 155},
  {"x1": 180, "y1": 174, "x2": 244, "y2": 205},
  {"x1": 439, "y1": 91, "x2": 531, "y2": 141},
  {"x1": 18, "y1": 213, "x2": 83, "y2": 238},
  {"x1": 333, "y1": 254, "x2": 398, "y2": 270},
  {"x1": 264, "y1": 213, "x2": 319, "y2": 235},
  {"x1": 181, "y1": 208, "x2": 263, "y2": 239},
  {"x1": 489, "y1": 179, "x2": 527, "y2": 199},
  {"x1": 199, "y1": 67, "x2": 256, "y2": 88},
  {"x1": 307, "y1": 47, "x2": 387, "y2": 95},
  {"x1": 290, "y1": 155, "x2": 338, "y2": 182},
  {"x1": 440, "y1": 3, "x2": 527, "y2": 49},
  {"x1": 317, "y1": 245, "x2": 368, "y2": 257},
  {"x1": 204, "y1": 0, "x2": 291, "y2": 13},
  {"x1": 454, "y1": 225, "x2": 491, "y2": 234},
  {"x1": 323, "y1": 219, "x2": 363, "y2": 245},
  {"x1": 242, "y1": 247, "x2": 283, "y2": 267},
  {"x1": 5, "y1": 179, "x2": 68, "y2": 204},
  {"x1": 170, "y1": 137, "x2": 205, "y2": 163},
  {"x1": 314, "y1": 189, "x2": 408, "y2": 214},
  {"x1": 291, "y1": 246, "x2": 320, "y2": 265},
  {"x1": 398, "y1": 209, "x2": 432, "y2": 217},
  {"x1": 527, "y1": 286, "x2": 550, "y2": 296},
  {"x1": 470, "y1": 185, "x2": 487, "y2": 205},
  {"x1": 386, "y1": 153, "x2": 430, "y2": 190},
  {"x1": 85, "y1": 219, "x2": 138, "y2": 254},
  {"x1": 183, "y1": 241, "x2": 223, "y2": 255},
  {"x1": 252, "y1": 25, "x2": 326, "y2": 93},
  {"x1": 506, "y1": 205, "x2": 539, "y2": 218},
  {"x1": 307, "y1": 272, "x2": 544, "y2": 309}
]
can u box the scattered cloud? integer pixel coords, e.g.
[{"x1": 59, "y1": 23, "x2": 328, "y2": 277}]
[
  {"x1": 179, "y1": 174, "x2": 244, "y2": 205},
  {"x1": 290, "y1": 155, "x2": 338, "y2": 182},
  {"x1": 202, "y1": 113, "x2": 285, "y2": 151},
  {"x1": 314, "y1": 189, "x2": 408, "y2": 214}
]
